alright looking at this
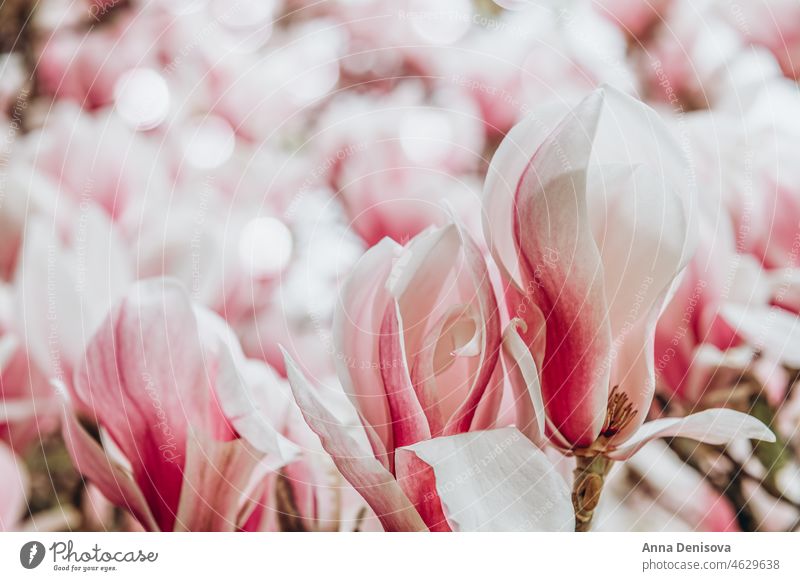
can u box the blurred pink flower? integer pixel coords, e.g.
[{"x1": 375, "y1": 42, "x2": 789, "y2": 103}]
[{"x1": 63, "y1": 279, "x2": 297, "y2": 531}]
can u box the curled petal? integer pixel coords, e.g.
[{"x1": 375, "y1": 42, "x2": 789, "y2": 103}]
[
  {"x1": 502, "y1": 319, "x2": 547, "y2": 447},
  {"x1": 608, "y1": 409, "x2": 775, "y2": 461},
  {"x1": 73, "y1": 279, "x2": 203, "y2": 530},
  {"x1": 378, "y1": 305, "x2": 431, "y2": 448},
  {"x1": 332, "y1": 238, "x2": 400, "y2": 463}
]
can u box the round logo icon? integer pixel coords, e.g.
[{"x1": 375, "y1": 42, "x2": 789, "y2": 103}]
[{"x1": 20, "y1": 541, "x2": 46, "y2": 569}]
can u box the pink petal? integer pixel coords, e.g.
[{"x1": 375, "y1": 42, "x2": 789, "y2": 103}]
[
  {"x1": 444, "y1": 226, "x2": 502, "y2": 435},
  {"x1": 174, "y1": 435, "x2": 261, "y2": 532},
  {"x1": 403, "y1": 428, "x2": 574, "y2": 531},
  {"x1": 394, "y1": 449, "x2": 450, "y2": 532},
  {"x1": 73, "y1": 279, "x2": 204, "y2": 530},
  {"x1": 332, "y1": 238, "x2": 400, "y2": 465},
  {"x1": 378, "y1": 305, "x2": 431, "y2": 448},
  {"x1": 513, "y1": 90, "x2": 612, "y2": 447},
  {"x1": 589, "y1": 164, "x2": 692, "y2": 341},
  {"x1": 483, "y1": 102, "x2": 568, "y2": 291},
  {"x1": 502, "y1": 319, "x2": 547, "y2": 447},
  {"x1": 282, "y1": 349, "x2": 427, "y2": 532},
  {"x1": 62, "y1": 410, "x2": 158, "y2": 531},
  {"x1": 387, "y1": 225, "x2": 462, "y2": 359},
  {"x1": 608, "y1": 409, "x2": 775, "y2": 461}
]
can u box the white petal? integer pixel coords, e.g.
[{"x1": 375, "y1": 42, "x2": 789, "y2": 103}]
[
  {"x1": 404, "y1": 427, "x2": 574, "y2": 531},
  {"x1": 609, "y1": 409, "x2": 775, "y2": 461},
  {"x1": 502, "y1": 320, "x2": 546, "y2": 446}
]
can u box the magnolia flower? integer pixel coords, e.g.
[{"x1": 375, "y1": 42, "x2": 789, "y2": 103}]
[
  {"x1": 483, "y1": 87, "x2": 774, "y2": 528},
  {"x1": 286, "y1": 354, "x2": 574, "y2": 532},
  {"x1": 331, "y1": 222, "x2": 503, "y2": 461},
  {"x1": 62, "y1": 279, "x2": 297, "y2": 531},
  {"x1": 282, "y1": 224, "x2": 574, "y2": 531}
]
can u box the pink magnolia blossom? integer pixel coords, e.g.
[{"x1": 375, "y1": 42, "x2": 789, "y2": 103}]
[
  {"x1": 483, "y1": 86, "x2": 773, "y2": 459},
  {"x1": 281, "y1": 224, "x2": 575, "y2": 531},
  {"x1": 330, "y1": 222, "x2": 503, "y2": 461},
  {"x1": 62, "y1": 279, "x2": 297, "y2": 531},
  {"x1": 286, "y1": 354, "x2": 574, "y2": 531}
]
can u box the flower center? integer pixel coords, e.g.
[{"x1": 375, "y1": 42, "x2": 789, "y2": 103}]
[{"x1": 600, "y1": 385, "x2": 637, "y2": 438}]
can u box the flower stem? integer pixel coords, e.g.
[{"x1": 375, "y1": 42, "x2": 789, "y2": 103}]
[{"x1": 572, "y1": 454, "x2": 613, "y2": 532}]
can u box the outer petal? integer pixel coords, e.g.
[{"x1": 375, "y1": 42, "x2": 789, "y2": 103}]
[
  {"x1": 62, "y1": 411, "x2": 158, "y2": 531},
  {"x1": 378, "y1": 305, "x2": 431, "y2": 449},
  {"x1": 502, "y1": 319, "x2": 547, "y2": 447},
  {"x1": 590, "y1": 163, "x2": 693, "y2": 439},
  {"x1": 444, "y1": 226, "x2": 502, "y2": 435},
  {"x1": 402, "y1": 428, "x2": 574, "y2": 531},
  {"x1": 513, "y1": 90, "x2": 611, "y2": 447},
  {"x1": 73, "y1": 279, "x2": 203, "y2": 530},
  {"x1": 283, "y1": 350, "x2": 427, "y2": 532},
  {"x1": 590, "y1": 164, "x2": 691, "y2": 341},
  {"x1": 332, "y1": 238, "x2": 400, "y2": 464},
  {"x1": 394, "y1": 449, "x2": 451, "y2": 532},
  {"x1": 608, "y1": 409, "x2": 775, "y2": 461},
  {"x1": 483, "y1": 100, "x2": 571, "y2": 291}
]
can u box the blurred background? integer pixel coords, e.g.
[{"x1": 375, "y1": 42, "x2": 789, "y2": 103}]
[{"x1": 2, "y1": 0, "x2": 800, "y2": 532}]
